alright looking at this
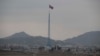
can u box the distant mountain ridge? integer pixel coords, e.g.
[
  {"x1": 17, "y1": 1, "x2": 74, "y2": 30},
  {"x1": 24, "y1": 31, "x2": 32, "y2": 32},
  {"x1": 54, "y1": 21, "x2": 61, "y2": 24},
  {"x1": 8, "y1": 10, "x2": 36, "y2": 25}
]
[
  {"x1": 0, "y1": 32, "x2": 56, "y2": 47},
  {"x1": 64, "y1": 31, "x2": 100, "y2": 46},
  {"x1": 0, "y1": 31, "x2": 100, "y2": 46}
]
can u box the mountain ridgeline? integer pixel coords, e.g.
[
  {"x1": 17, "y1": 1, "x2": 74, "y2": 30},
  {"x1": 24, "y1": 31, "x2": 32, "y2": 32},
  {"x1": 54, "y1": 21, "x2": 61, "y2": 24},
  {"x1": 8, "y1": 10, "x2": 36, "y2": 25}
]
[
  {"x1": 0, "y1": 31, "x2": 100, "y2": 46},
  {"x1": 64, "y1": 31, "x2": 100, "y2": 46}
]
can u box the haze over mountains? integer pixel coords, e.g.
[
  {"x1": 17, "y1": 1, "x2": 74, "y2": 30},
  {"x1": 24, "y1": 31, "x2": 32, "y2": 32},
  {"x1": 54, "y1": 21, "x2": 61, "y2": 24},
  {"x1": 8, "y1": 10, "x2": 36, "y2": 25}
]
[{"x1": 0, "y1": 31, "x2": 100, "y2": 47}]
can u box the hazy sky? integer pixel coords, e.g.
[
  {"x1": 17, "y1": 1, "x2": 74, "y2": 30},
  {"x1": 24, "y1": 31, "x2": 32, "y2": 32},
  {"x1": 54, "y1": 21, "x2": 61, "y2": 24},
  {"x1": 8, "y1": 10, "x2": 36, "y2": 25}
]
[{"x1": 0, "y1": 0, "x2": 100, "y2": 40}]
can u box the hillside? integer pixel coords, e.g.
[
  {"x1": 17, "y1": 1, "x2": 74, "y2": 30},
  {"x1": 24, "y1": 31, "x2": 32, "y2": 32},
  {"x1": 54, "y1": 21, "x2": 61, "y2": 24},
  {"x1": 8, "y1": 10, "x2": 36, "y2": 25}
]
[
  {"x1": 0, "y1": 31, "x2": 100, "y2": 46},
  {"x1": 64, "y1": 31, "x2": 100, "y2": 46},
  {"x1": 0, "y1": 32, "x2": 56, "y2": 47}
]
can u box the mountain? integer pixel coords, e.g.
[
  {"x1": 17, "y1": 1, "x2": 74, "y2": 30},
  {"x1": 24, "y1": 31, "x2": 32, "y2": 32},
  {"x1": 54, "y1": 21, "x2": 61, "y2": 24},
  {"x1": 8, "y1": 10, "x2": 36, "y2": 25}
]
[
  {"x1": 0, "y1": 31, "x2": 100, "y2": 47},
  {"x1": 0, "y1": 32, "x2": 56, "y2": 47},
  {"x1": 64, "y1": 31, "x2": 100, "y2": 46}
]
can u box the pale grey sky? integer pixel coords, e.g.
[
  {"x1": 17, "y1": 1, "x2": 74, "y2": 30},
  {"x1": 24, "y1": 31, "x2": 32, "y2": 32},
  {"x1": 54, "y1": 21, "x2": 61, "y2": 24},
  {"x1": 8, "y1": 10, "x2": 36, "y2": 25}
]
[{"x1": 0, "y1": 0, "x2": 100, "y2": 40}]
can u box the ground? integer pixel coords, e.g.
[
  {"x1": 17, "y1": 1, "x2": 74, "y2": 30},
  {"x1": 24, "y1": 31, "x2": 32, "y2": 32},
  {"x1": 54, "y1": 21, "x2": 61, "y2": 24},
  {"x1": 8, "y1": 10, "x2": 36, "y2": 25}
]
[{"x1": 0, "y1": 50, "x2": 100, "y2": 56}]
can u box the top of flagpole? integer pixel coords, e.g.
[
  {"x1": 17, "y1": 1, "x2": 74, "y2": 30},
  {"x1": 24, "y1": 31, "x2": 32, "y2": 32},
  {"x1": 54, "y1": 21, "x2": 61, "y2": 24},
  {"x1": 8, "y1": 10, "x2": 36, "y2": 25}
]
[
  {"x1": 49, "y1": 5, "x2": 54, "y2": 9},
  {"x1": 49, "y1": 4, "x2": 54, "y2": 14}
]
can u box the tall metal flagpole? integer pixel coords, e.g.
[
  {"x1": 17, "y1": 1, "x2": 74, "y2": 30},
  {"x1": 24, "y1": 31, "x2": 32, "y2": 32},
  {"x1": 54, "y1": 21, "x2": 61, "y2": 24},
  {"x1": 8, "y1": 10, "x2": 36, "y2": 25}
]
[
  {"x1": 47, "y1": 6, "x2": 51, "y2": 47},
  {"x1": 47, "y1": 5, "x2": 53, "y2": 47}
]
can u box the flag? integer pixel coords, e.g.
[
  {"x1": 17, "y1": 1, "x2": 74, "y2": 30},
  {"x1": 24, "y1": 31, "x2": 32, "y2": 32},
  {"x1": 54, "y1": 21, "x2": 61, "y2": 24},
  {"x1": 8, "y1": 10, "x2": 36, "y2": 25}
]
[{"x1": 49, "y1": 5, "x2": 54, "y2": 9}]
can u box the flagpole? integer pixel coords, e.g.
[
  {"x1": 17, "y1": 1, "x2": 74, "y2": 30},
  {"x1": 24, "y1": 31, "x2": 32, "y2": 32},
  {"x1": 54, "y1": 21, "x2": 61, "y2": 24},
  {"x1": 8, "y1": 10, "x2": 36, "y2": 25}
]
[
  {"x1": 47, "y1": 6, "x2": 51, "y2": 47},
  {"x1": 47, "y1": 5, "x2": 53, "y2": 47}
]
